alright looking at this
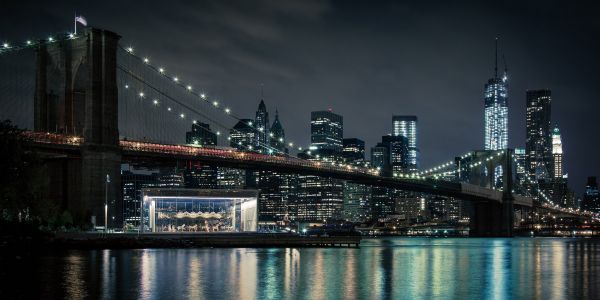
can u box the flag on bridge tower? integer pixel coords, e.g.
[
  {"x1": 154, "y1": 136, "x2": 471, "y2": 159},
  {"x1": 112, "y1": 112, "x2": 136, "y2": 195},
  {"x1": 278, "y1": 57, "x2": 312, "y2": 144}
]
[
  {"x1": 75, "y1": 15, "x2": 87, "y2": 26},
  {"x1": 74, "y1": 15, "x2": 87, "y2": 34}
]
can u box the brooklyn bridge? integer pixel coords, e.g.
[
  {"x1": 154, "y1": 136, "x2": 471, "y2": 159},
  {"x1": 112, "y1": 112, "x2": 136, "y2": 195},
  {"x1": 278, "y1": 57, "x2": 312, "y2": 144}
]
[{"x1": 0, "y1": 27, "x2": 595, "y2": 236}]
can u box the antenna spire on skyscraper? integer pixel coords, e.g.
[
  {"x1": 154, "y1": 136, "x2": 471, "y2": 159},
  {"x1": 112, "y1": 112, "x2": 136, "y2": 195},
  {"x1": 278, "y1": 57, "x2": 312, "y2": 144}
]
[
  {"x1": 495, "y1": 37, "x2": 499, "y2": 78},
  {"x1": 502, "y1": 54, "x2": 508, "y2": 82},
  {"x1": 260, "y1": 83, "x2": 264, "y2": 99}
]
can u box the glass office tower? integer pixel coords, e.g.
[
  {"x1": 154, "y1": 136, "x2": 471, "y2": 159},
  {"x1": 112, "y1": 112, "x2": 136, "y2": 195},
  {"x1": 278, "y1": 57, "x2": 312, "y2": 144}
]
[{"x1": 392, "y1": 115, "x2": 418, "y2": 172}]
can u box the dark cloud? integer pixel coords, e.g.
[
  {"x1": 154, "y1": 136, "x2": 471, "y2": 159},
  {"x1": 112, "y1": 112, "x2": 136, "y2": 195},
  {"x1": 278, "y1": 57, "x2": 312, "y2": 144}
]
[{"x1": 1, "y1": 0, "x2": 599, "y2": 195}]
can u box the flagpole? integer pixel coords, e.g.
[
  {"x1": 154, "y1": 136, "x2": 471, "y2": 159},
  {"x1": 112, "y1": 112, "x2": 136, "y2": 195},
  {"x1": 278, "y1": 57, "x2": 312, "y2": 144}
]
[{"x1": 74, "y1": 13, "x2": 77, "y2": 34}]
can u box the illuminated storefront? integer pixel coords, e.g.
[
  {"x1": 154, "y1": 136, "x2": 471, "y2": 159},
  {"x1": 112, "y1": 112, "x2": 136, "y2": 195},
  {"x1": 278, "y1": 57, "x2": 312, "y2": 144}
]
[{"x1": 141, "y1": 189, "x2": 258, "y2": 233}]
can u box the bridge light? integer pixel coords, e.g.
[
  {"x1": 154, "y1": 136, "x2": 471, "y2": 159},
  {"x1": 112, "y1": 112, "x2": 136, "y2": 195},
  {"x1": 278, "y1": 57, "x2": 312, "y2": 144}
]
[
  {"x1": 216, "y1": 131, "x2": 221, "y2": 136},
  {"x1": 126, "y1": 46, "x2": 133, "y2": 53},
  {"x1": 279, "y1": 137, "x2": 283, "y2": 142},
  {"x1": 69, "y1": 33, "x2": 75, "y2": 39},
  {"x1": 187, "y1": 85, "x2": 192, "y2": 91},
  {"x1": 26, "y1": 40, "x2": 32, "y2": 45},
  {"x1": 167, "y1": 107, "x2": 172, "y2": 111},
  {"x1": 153, "y1": 99, "x2": 159, "y2": 105},
  {"x1": 225, "y1": 108, "x2": 231, "y2": 114},
  {"x1": 173, "y1": 77, "x2": 179, "y2": 82},
  {"x1": 143, "y1": 57, "x2": 149, "y2": 63},
  {"x1": 192, "y1": 120, "x2": 197, "y2": 124},
  {"x1": 288, "y1": 142, "x2": 293, "y2": 147},
  {"x1": 269, "y1": 133, "x2": 274, "y2": 137},
  {"x1": 227, "y1": 136, "x2": 231, "y2": 141},
  {"x1": 159, "y1": 67, "x2": 165, "y2": 73},
  {"x1": 2, "y1": 43, "x2": 8, "y2": 48},
  {"x1": 248, "y1": 121, "x2": 253, "y2": 126},
  {"x1": 48, "y1": 37, "x2": 54, "y2": 42},
  {"x1": 212, "y1": 100, "x2": 217, "y2": 106},
  {"x1": 259, "y1": 127, "x2": 264, "y2": 132},
  {"x1": 125, "y1": 84, "x2": 129, "y2": 89},
  {"x1": 298, "y1": 147, "x2": 302, "y2": 151},
  {"x1": 180, "y1": 113, "x2": 185, "y2": 118}
]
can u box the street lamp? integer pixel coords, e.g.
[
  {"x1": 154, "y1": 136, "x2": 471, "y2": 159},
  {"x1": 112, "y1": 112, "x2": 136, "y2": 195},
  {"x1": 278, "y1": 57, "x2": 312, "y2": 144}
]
[{"x1": 105, "y1": 174, "x2": 110, "y2": 233}]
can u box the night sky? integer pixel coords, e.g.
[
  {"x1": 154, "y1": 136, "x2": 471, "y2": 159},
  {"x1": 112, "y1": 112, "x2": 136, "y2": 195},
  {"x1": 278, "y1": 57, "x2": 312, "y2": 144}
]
[{"x1": 1, "y1": 0, "x2": 599, "y2": 195}]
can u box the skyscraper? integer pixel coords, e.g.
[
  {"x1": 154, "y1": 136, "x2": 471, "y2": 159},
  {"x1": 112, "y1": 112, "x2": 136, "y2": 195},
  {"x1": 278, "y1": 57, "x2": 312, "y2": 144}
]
[
  {"x1": 484, "y1": 39, "x2": 508, "y2": 151},
  {"x1": 185, "y1": 122, "x2": 217, "y2": 146},
  {"x1": 296, "y1": 110, "x2": 344, "y2": 222},
  {"x1": 257, "y1": 109, "x2": 296, "y2": 226},
  {"x1": 370, "y1": 143, "x2": 389, "y2": 173},
  {"x1": 311, "y1": 110, "x2": 343, "y2": 152},
  {"x1": 514, "y1": 148, "x2": 528, "y2": 195},
  {"x1": 582, "y1": 177, "x2": 599, "y2": 213},
  {"x1": 230, "y1": 119, "x2": 256, "y2": 151},
  {"x1": 392, "y1": 116, "x2": 418, "y2": 172},
  {"x1": 382, "y1": 135, "x2": 409, "y2": 175},
  {"x1": 185, "y1": 122, "x2": 218, "y2": 189},
  {"x1": 269, "y1": 110, "x2": 287, "y2": 153},
  {"x1": 342, "y1": 138, "x2": 370, "y2": 222},
  {"x1": 342, "y1": 138, "x2": 365, "y2": 165},
  {"x1": 552, "y1": 125, "x2": 563, "y2": 179},
  {"x1": 122, "y1": 170, "x2": 158, "y2": 228},
  {"x1": 525, "y1": 89, "x2": 553, "y2": 182},
  {"x1": 255, "y1": 99, "x2": 270, "y2": 152}
]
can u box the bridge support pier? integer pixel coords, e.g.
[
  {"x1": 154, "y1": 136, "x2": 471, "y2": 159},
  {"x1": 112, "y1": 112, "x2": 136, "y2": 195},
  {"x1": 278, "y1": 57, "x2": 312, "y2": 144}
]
[{"x1": 469, "y1": 192, "x2": 514, "y2": 237}]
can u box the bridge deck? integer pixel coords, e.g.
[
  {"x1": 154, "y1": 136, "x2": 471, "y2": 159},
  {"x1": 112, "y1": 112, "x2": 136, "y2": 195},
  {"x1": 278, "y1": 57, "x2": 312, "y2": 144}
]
[{"x1": 23, "y1": 131, "x2": 534, "y2": 205}]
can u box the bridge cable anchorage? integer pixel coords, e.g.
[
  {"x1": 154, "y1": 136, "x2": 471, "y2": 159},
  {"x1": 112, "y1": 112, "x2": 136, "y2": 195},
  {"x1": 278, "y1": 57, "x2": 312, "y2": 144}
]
[{"x1": 117, "y1": 45, "x2": 305, "y2": 157}]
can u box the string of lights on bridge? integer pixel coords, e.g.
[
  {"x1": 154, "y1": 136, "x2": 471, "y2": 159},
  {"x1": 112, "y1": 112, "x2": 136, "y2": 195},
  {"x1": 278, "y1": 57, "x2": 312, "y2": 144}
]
[
  {"x1": 0, "y1": 32, "x2": 78, "y2": 54},
  {"x1": 419, "y1": 147, "x2": 599, "y2": 219},
  {"x1": 119, "y1": 45, "x2": 311, "y2": 156},
  {"x1": 119, "y1": 42, "x2": 446, "y2": 179}
]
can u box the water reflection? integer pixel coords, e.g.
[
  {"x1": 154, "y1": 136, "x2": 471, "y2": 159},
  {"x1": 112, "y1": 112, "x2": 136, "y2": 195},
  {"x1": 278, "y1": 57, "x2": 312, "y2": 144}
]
[{"x1": 2, "y1": 238, "x2": 600, "y2": 299}]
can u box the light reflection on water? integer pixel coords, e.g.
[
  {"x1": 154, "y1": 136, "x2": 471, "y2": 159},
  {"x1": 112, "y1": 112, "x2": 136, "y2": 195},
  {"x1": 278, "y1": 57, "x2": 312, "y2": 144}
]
[{"x1": 2, "y1": 238, "x2": 600, "y2": 299}]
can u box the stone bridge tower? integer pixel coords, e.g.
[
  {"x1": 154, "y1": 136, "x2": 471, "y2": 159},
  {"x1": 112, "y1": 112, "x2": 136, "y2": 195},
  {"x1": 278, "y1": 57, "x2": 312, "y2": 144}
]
[
  {"x1": 464, "y1": 149, "x2": 515, "y2": 236},
  {"x1": 34, "y1": 28, "x2": 122, "y2": 227}
]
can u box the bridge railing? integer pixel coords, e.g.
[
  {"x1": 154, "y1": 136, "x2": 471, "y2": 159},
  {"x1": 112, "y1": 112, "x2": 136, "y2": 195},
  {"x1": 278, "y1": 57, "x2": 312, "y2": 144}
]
[
  {"x1": 120, "y1": 139, "x2": 378, "y2": 176},
  {"x1": 23, "y1": 131, "x2": 83, "y2": 146}
]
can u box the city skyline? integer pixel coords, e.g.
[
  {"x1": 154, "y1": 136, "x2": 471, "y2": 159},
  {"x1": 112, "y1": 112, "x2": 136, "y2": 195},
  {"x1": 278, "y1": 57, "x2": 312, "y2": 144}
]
[
  {"x1": 2, "y1": 3, "x2": 600, "y2": 298},
  {"x1": 1, "y1": 1, "x2": 600, "y2": 195}
]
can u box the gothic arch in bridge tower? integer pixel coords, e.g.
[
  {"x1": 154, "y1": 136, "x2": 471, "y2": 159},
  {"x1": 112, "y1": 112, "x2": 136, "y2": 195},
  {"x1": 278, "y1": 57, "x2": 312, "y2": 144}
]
[{"x1": 71, "y1": 57, "x2": 88, "y2": 136}]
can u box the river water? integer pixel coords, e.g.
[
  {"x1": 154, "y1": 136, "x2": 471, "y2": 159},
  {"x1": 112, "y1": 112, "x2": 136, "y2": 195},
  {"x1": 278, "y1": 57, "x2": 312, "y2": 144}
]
[{"x1": 1, "y1": 238, "x2": 599, "y2": 299}]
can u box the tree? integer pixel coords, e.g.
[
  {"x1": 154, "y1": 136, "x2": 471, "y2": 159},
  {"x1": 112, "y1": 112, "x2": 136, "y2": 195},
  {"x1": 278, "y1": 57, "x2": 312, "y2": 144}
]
[{"x1": 0, "y1": 120, "x2": 56, "y2": 225}]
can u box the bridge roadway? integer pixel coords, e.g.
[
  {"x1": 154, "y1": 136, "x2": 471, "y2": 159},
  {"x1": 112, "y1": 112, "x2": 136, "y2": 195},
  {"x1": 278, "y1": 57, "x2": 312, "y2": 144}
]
[{"x1": 24, "y1": 131, "x2": 533, "y2": 206}]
